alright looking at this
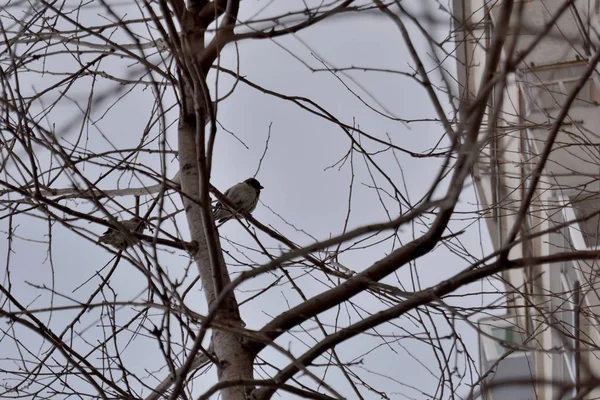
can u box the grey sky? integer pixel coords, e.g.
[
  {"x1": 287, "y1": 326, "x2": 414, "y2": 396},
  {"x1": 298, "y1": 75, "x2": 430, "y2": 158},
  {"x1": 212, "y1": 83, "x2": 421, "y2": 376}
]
[{"x1": 0, "y1": 1, "x2": 498, "y2": 398}]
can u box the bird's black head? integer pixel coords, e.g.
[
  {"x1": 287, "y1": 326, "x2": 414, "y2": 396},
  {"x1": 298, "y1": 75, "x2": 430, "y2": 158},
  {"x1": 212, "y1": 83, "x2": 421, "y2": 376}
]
[{"x1": 245, "y1": 178, "x2": 264, "y2": 191}]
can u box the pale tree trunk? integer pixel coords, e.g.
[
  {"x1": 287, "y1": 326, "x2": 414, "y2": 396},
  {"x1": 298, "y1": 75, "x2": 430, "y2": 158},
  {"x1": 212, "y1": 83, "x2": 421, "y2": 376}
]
[
  {"x1": 175, "y1": 2, "x2": 254, "y2": 399},
  {"x1": 178, "y1": 120, "x2": 254, "y2": 400}
]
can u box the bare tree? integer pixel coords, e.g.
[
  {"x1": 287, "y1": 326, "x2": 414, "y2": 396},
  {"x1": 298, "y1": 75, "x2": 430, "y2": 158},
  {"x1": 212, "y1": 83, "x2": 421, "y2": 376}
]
[{"x1": 1, "y1": 0, "x2": 599, "y2": 399}]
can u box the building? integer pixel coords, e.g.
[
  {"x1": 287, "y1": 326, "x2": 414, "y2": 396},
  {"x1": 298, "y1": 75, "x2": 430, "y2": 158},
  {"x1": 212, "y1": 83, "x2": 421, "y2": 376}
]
[{"x1": 452, "y1": 0, "x2": 600, "y2": 399}]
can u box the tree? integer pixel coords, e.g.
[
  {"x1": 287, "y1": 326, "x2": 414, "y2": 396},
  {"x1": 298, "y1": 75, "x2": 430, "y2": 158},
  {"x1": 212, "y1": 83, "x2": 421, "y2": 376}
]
[{"x1": 1, "y1": 0, "x2": 597, "y2": 399}]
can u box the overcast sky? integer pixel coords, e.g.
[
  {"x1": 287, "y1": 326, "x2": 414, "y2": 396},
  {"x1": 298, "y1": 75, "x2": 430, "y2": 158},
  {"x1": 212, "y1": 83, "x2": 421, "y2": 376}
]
[{"x1": 0, "y1": 1, "x2": 499, "y2": 398}]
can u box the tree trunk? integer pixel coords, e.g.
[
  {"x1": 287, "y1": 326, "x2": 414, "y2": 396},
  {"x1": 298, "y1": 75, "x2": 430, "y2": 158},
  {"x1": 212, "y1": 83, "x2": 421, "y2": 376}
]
[{"x1": 176, "y1": 6, "x2": 254, "y2": 399}]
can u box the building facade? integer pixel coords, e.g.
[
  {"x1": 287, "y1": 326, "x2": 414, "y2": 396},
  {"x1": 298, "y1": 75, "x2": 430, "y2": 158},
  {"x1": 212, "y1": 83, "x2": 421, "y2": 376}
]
[{"x1": 452, "y1": 0, "x2": 600, "y2": 399}]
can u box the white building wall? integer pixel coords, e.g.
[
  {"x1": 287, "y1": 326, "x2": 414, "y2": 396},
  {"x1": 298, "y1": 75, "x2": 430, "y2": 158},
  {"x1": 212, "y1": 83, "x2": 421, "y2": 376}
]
[{"x1": 455, "y1": 0, "x2": 600, "y2": 398}]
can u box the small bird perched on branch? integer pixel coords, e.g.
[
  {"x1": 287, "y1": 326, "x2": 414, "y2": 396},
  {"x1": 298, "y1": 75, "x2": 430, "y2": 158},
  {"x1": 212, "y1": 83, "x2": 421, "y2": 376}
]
[
  {"x1": 98, "y1": 217, "x2": 147, "y2": 250},
  {"x1": 213, "y1": 178, "x2": 264, "y2": 224}
]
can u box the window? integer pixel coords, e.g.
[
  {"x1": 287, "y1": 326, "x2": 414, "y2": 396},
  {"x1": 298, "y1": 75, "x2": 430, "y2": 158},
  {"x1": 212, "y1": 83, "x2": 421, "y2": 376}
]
[
  {"x1": 518, "y1": 63, "x2": 600, "y2": 112},
  {"x1": 480, "y1": 317, "x2": 526, "y2": 360},
  {"x1": 559, "y1": 273, "x2": 579, "y2": 398},
  {"x1": 491, "y1": 325, "x2": 522, "y2": 351},
  {"x1": 568, "y1": 193, "x2": 600, "y2": 248}
]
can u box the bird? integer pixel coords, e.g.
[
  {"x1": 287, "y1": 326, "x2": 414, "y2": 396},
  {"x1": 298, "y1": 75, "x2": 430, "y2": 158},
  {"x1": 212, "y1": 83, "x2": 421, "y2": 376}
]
[
  {"x1": 213, "y1": 178, "x2": 264, "y2": 224},
  {"x1": 98, "y1": 217, "x2": 147, "y2": 250}
]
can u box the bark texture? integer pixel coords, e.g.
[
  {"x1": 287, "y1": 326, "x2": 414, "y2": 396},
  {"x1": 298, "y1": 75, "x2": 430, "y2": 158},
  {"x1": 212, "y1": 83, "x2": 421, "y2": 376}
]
[{"x1": 175, "y1": 3, "x2": 254, "y2": 399}]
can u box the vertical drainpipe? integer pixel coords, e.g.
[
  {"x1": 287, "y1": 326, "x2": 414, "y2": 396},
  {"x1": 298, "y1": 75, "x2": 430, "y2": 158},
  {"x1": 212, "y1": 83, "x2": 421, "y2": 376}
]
[
  {"x1": 574, "y1": 279, "x2": 581, "y2": 396},
  {"x1": 452, "y1": 0, "x2": 469, "y2": 121},
  {"x1": 519, "y1": 88, "x2": 532, "y2": 336},
  {"x1": 486, "y1": 2, "x2": 503, "y2": 253},
  {"x1": 492, "y1": 99, "x2": 502, "y2": 247}
]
